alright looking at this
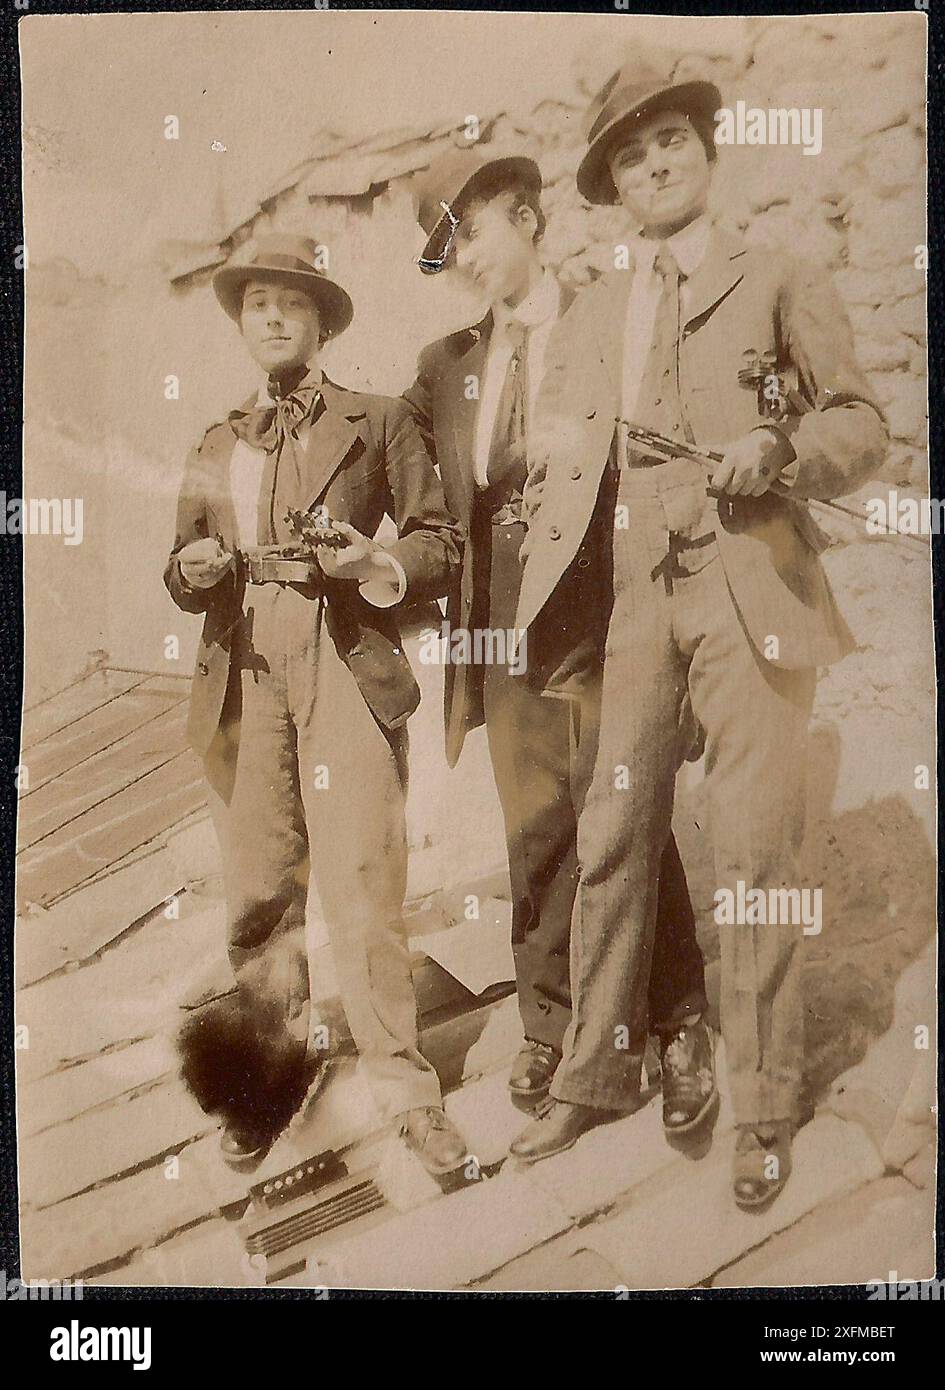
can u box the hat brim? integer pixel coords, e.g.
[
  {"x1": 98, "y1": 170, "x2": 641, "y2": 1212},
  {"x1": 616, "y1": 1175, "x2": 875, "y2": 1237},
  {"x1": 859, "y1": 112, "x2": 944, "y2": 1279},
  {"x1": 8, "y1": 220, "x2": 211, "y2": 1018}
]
[
  {"x1": 420, "y1": 154, "x2": 542, "y2": 269},
  {"x1": 212, "y1": 264, "x2": 354, "y2": 338},
  {"x1": 577, "y1": 81, "x2": 721, "y2": 206}
]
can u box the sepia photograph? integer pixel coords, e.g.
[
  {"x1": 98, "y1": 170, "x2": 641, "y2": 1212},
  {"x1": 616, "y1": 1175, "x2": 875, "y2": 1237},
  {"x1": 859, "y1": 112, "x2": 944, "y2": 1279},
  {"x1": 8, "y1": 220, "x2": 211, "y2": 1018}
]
[{"x1": 9, "y1": 4, "x2": 936, "y2": 1304}]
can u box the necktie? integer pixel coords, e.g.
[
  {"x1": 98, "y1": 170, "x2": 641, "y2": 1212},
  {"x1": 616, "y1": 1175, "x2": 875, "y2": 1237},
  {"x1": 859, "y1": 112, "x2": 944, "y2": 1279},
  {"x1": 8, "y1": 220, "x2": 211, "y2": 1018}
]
[
  {"x1": 633, "y1": 243, "x2": 712, "y2": 550},
  {"x1": 229, "y1": 372, "x2": 324, "y2": 544},
  {"x1": 633, "y1": 241, "x2": 686, "y2": 442},
  {"x1": 486, "y1": 320, "x2": 529, "y2": 499}
]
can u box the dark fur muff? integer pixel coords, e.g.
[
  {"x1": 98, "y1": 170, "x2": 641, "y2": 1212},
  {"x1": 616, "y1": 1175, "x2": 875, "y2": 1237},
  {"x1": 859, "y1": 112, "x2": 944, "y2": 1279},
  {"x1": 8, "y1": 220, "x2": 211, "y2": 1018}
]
[{"x1": 176, "y1": 987, "x2": 313, "y2": 1138}]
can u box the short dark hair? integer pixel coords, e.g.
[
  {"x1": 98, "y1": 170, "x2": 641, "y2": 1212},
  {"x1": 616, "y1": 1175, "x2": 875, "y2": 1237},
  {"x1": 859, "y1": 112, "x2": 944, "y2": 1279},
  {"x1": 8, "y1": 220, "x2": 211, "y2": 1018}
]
[{"x1": 461, "y1": 170, "x2": 546, "y2": 244}]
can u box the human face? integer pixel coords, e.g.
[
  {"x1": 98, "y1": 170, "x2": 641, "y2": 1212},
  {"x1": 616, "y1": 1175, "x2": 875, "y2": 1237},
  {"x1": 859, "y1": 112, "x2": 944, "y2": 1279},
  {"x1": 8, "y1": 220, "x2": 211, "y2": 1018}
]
[
  {"x1": 606, "y1": 109, "x2": 712, "y2": 237},
  {"x1": 239, "y1": 280, "x2": 322, "y2": 376},
  {"x1": 450, "y1": 196, "x2": 540, "y2": 309}
]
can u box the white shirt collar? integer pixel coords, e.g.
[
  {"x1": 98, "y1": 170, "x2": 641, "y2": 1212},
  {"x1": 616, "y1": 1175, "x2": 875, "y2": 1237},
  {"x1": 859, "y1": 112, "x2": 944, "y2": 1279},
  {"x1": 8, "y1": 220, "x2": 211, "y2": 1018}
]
[
  {"x1": 629, "y1": 213, "x2": 712, "y2": 279},
  {"x1": 493, "y1": 267, "x2": 560, "y2": 337}
]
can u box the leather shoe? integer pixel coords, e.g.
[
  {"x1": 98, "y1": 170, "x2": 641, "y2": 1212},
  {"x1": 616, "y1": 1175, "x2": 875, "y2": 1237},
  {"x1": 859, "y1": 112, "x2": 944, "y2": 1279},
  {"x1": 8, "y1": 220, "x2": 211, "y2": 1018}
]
[
  {"x1": 509, "y1": 1098, "x2": 619, "y2": 1164},
  {"x1": 398, "y1": 1106, "x2": 468, "y2": 1175},
  {"x1": 508, "y1": 1040, "x2": 561, "y2": 1111},
  {"x1": 733, "y1": 1122, "x2": 793, "y2": 1209},
  {"x1": 658, "y1": 1017, "x2": 718, "y2": 1134},
  {"x1": 219, "y1": 1121, "x2": 273, "y2": 1171}
]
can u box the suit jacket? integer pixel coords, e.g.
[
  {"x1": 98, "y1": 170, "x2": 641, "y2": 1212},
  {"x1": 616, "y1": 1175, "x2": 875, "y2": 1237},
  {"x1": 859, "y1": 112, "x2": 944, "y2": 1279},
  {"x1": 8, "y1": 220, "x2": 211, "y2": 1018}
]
[
  {"x1": 404, "y1": 285, "x2": 578, "y2": 766},
  {"x1": 165, "y1": 377, "x2": 461, "y2": 754},
  {"x1": 516, "y1": 227, "x2": 889, "y2": 685}
]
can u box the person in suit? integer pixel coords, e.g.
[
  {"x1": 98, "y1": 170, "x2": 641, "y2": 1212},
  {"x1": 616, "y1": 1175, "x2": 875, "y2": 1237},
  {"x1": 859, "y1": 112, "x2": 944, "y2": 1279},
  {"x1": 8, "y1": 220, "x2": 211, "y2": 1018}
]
[
  {"x1": 404, "y1": 150, "x2": 710, "y2": 1121},
  {"x1": 166, "y1": 235, "x2": 470, "y2": 1175},
  {"x1": 509, "y1": 66, "x2": 887, "y2": 1205}
]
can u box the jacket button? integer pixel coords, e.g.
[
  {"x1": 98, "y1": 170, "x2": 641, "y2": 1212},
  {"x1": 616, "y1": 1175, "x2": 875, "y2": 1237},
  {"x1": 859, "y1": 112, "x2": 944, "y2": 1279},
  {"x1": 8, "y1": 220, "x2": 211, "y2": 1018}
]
[
  {"x1": 549, "y1": 525, "x2": 561, "y2": 540},
  {"x1": 570, "y1": 466, "x2": 582, "y2": 480},
  {"x1": 197, "y1": 661, "x2": 209, "y2": 676}
]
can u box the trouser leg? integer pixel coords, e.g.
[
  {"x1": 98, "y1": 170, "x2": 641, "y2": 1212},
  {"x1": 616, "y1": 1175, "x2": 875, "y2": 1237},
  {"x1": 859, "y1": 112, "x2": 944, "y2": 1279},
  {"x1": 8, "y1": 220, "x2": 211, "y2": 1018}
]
[
  {"x1": 551, "y1": 511, "x2": 685, "y2": 1110},
  {"x1": 199, "y1": 602, "x2": 310, "y2": 1131},
  {"x1": 647, "y1": 830, "x2": 708, "y2": 1030},
  {"x1": 679, "y1": 557, "x2": 815, "y2": 1126},
  {"x1": 292, "y1": 602, "x2": 441, "y2": 1123},
  {"x1": 570, "y1": 682, "x2": 707, "y2": 1036},
  {"x1": 483, "y1": 665, "x2": 577, "y2": 1049}
]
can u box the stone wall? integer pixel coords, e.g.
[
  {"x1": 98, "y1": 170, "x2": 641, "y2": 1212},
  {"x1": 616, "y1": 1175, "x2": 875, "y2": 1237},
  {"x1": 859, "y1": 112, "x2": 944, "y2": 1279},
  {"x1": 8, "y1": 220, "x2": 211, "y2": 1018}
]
[
  {"x1": 493, "y1": 13, "x2": 927, "y2": 488},
  {"x1": 23, "y1": 12, "x2": 928, "y2": 694}
]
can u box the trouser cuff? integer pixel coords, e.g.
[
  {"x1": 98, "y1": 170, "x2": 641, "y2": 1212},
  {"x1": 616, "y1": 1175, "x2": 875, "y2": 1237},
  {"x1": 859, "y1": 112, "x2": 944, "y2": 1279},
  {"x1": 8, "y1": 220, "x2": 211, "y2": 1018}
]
[
  {"x1": 650, "y1": 993, "x2": 709, "y2": 1035},
  {"x1": 550, "y1": 1066, "x2": 642, "y2": 1113},
  {"x1": 517, "y1": 994, "x2": 571, "y2": 1052},
  {"x1": 731, "y1": 1079, "x2": 801, "y2": 1130}
]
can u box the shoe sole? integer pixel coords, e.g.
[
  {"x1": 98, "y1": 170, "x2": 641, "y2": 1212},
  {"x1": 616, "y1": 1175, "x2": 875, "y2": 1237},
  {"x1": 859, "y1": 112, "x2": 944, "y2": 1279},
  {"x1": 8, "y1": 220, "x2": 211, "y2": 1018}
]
[
  {"x1": 221, "y1": 1140, "x2": 270, "y2": 1172},
  {"x1": 734, "y1": 1179, "x2": 788, "y2": 1212},
  {"x1": 510, "y1": 1115, "x2": 625, "y2": 1165},
  {"x1": 662, "y1": 1086, "x2": 719, "y2": 1137},
  {"x1": 219, "y1": 1053, "x2": 336, "y2": 1174},
  {"x1": 510, "y1": 1132, "x2": 581, "y2": 1165}
]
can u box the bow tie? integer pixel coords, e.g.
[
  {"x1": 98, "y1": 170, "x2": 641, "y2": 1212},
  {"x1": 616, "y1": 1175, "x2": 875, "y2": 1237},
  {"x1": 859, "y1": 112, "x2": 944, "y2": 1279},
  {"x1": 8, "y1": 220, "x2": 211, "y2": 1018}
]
[{"x1": 229, "y1": 378, "x2": 324, "y2": 454}]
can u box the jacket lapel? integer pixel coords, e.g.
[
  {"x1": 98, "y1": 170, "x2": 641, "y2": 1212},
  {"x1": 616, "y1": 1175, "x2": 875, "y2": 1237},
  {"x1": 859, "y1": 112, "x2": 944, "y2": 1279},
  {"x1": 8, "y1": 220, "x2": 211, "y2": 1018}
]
[
  {"x1": 302, "y1": 378, "x2": 368, "y2": 510},
  {"x1": 590, "y1": 269, "x2": 632, "y2": 417},
  {"x1": 682, "y1": 228, "x2": 747, "y2": 332},
  {"x1": 446, "y1": 314, "x2": 491, "y2": 523},
  {"x1": 203, "y1": 401, "x2": 247, "y2": 553}
]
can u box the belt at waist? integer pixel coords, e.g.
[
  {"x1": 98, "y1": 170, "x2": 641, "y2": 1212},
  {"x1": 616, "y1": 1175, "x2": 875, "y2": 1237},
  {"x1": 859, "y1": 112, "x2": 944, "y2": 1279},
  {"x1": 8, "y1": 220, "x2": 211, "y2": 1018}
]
[
  {"x1": 617, "y1": 453, "x2": 709, "y2": 497},
  {"x1": 239, "y1": 548, "x2": 323, "y2": 586}
]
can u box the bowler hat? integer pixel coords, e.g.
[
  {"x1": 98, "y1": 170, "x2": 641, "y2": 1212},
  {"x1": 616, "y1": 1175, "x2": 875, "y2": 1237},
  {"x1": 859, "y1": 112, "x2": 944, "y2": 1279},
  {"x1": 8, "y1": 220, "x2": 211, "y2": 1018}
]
[
  {"x1": 212, "y1": 234, "x2": 354, "y2": 337},
  {"x1": 414, "y1": 149, "x2": 542, "y2": 271},
  {"x1": 577, "y1": 63, "x2": 721, "y2": 206}
]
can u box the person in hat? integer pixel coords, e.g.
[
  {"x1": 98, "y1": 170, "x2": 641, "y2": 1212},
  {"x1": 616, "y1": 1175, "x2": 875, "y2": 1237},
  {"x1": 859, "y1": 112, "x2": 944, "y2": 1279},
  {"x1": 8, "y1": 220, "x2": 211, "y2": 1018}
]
[
  {"x1": 509, "y1": 64, "x2": 887, "y2": 1206},
  {"x1": 404, "y1": 150, "x2": 709, "y2": 1120},
  {"x1": 166, "y1": 235, "x2": 469, "y2": 1174}
]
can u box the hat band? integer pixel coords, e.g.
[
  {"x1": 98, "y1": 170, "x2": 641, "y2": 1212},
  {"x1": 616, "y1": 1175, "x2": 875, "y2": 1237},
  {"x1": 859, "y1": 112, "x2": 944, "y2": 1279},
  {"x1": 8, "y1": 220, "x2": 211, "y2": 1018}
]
[{"x1": 248, "y1": 253, "x2": 323, "y2": 276}]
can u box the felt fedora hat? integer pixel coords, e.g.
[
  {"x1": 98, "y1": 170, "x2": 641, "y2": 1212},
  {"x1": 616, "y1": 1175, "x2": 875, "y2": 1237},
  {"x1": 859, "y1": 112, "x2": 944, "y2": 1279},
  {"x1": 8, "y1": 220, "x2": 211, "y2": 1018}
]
[
  {"x1": 414, "y1": 148, "x2": 542, "y2": 272},
  {"x1": 577, "y1": 62, "x2": 721, "y2": 206},
  {"x1": 212, "y1": 234, "x2": 354, "y2": 338}
]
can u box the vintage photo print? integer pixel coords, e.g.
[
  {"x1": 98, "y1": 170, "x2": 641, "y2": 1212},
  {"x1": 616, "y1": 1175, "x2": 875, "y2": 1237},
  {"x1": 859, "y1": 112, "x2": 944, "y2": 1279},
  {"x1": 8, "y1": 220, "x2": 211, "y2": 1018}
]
[{"x1": 12, "y1": 7, "x2": 935, "y2": 1298}]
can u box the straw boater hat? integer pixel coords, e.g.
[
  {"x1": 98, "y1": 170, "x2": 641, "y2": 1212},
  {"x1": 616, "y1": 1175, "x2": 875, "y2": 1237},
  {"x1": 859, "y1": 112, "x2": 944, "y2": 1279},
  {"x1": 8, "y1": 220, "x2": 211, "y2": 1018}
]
[
  {"x1": 577, "y1": 62, "x2": 722, "y2": 206},
  {"x1": 413, "y1": 148, "x2": 542, "y2": 271},
  {"x1": 212, "y1": 234, "x2": 354, "y2": 338}
]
